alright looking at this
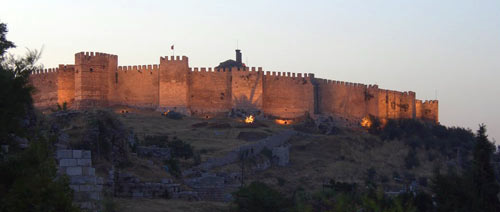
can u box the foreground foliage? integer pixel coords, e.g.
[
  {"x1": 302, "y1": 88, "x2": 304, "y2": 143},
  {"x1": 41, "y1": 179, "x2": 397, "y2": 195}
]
[{"x1": 0, "y1": 22, "x2": 79, "y2": 212}]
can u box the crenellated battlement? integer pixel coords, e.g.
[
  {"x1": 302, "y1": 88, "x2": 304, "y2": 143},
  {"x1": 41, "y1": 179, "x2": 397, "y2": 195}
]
[
  {"x1": 118, "y1": 64, "x2": 159, "y2": 72},
  {"x1": 264, "y1": 71, "x2": 314, "y2": 79},
  {"x1": 422, "y1": 100, "x2": 438, "y2": 104},
  {"x1": 30, "y1": 50, "x2": 438, "y2": 123},
  {"x1": 160, "y1": 55, "x2": 188, "y2": 62},
  {"x1": 75, "y1": 51, "x2": 118, "y2": 61}
]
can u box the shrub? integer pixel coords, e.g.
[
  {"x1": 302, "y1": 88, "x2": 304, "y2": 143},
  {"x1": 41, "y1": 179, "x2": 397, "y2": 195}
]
[
  {"x1": 233, "y1": 181, "x2": 288, "y2": 212},
  {"x1": 277, "y1": 177, "x2": 286, "y2": 187},
  {"x1": 404, "y1": 149, "x2": 420, "y2": 169},
  {"x1": 143, "y1": 135, "x2": 169, "y2": 148},
  {"x1": 168, "y1": 139, "x2": 194, "y2": 159},
  {"x1": 0, "y1": 138, "x2": 79, "y2": 212},
  {"x1": 164, "y1": 158, "x2": 181, "y2": 178}
]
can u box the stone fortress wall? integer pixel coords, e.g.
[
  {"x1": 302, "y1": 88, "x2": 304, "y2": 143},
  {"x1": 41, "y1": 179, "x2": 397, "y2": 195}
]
[{"x1": 29, "y1": 51, "x2": 439, "y2": 123}]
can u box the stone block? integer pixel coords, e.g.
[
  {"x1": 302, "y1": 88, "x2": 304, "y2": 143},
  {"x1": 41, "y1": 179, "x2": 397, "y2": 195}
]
[
  {"x1": 70, "y1": 176, "x2": 97, "y2": 185},
  {"x1": 66, "y1": 167, "x2": 82, "y2": 176},
  {"x1": 82, "y1": 151, "x2": 91, "y2": 159},
  {"x1": 95, "y1": 184, "x2": 103, "y2": 191},
  {"x1": 161, "y1": 178, "x2": 172, "y2": 184},
  {"x1": 69, "y1": 185, "x2": 80, "y2": 192},
  {"x1": 82, "y1": 167, "x2": 95, "y2": 176},
  {"x1": 132, "y1": 192, "x2": 144, "y2": 198},
  {"x1": 77, "y1": 158, "x2": 92, "y2": 166},
  {"x1": 73, "y1": 150, "x2": 82, "y2": 158},
  {"x1": 59, "y1": 159, "x2": 76, "y2": 167},
  {"x1": 73, "y1": 191, "x2": 90, "y2": 201},
  {"x1": 56, "y1": 150, "x2": 72, "y2": 159},
  {"x1": 79, "y1": 185, "x2": 93, "y2": 192},
  {"x1": 96, "y1": 177, "x2": 104, "y2": 184},
  {"x1": 78, "y1": 201, "x2": 93, "y2": 209},
  {"x1": 90, "y1": 191, "x2": 101, "y2": 200}
]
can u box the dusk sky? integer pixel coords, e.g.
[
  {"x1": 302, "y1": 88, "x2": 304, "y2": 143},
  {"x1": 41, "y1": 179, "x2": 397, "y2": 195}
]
[{"x1": 2, "y1": 0, "x2": 499, "y2": 141}]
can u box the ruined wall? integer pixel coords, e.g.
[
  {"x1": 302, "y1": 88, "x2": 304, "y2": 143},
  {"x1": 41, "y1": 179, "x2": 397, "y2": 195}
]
[
  {"x1": 113, "y1": 65, "x2": 159, "y2": 108},
  {"x1": 189, "y1": 68, "x2": 231, "y2": 114},
  {"x1": 30, "y1": 69, "x2": 58, "y2": 108},
  {"x1": 159, "y1": 56, "x2": 189, "y2": 113},
  {"x1": 317, "y1": 79, "x2": 379, "y2": 120},
  {"x1": 231, "y1": 67, "x2": 264, "y2": 111},
  {"x1": 262, "y1": 72, "x2": 315, "y2": 118},
  {"x1": 74, "y1": 52, "x2": 117, "y2": 109}
]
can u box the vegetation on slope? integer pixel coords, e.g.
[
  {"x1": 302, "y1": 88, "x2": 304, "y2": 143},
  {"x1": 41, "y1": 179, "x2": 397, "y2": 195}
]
[{"x1": 0, "y1": 22, "x2": 79, "y2": 212}]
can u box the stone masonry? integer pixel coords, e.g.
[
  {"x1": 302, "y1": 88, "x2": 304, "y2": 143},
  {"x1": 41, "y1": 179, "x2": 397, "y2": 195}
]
[
  {"x1": 56, "y1": 150, "x2": 104, "y2": 211},
  {"x1": 29, "y1": 50, "x2": 439, "y2": 123}
]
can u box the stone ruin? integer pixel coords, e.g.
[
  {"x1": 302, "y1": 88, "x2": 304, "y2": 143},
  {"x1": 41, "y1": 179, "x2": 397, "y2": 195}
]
[{"x1": 56, "y1": 150, "x2": 104, "y2": 211}]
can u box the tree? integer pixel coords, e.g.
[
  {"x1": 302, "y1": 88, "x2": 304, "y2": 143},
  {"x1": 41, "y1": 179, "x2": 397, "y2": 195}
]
[
  {"x1": 471, "y1": 124, "x2": 500, "y2": 211},
  {"x1": 0, "y1": 22, "x2": 79, "y2": 212},
  {"x1": 0, "y1": 22, "x2": 41, "y2": 145},
  {"x1": 432, "y1": 124, "x2": 500, "y2": 212}
]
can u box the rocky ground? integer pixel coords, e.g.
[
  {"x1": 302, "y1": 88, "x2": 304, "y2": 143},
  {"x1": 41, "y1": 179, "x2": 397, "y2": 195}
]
[{"x1": 43, "y1": 107, "x2": 450, "y2": 211}]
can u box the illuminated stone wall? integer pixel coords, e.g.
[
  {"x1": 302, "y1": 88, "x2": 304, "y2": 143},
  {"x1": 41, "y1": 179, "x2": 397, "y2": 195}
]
[{"x1": 29, "y1": 51, "x2": 439, "y2": 123}]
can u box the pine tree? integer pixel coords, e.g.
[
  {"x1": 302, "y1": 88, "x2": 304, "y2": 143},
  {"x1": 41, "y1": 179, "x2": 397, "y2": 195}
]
[{"x1": 471, "y1": 124, "x2": 500, "y2": 212}]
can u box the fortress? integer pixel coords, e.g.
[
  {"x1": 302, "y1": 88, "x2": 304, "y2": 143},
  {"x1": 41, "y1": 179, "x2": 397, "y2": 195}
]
[{"x1": 29, "y1": 50, "x2": 438, "y2": 123}]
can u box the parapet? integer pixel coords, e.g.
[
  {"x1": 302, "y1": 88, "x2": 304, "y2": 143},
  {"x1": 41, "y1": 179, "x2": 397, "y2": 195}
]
[
  {"x1": 160, "y1": 55, "x2": 188, "y2": 63},
  {"x1": 118, "y1": 64, "x2": 159, "y2": 72},
  {"x1": 31, "y1": 67, "x2": 65, "y2": 75},
  {"x1": 422, "y1": 100, "x2": 439, "y2": 104},
  {"x1": 264, "y1": 71, "x2": 314, "y2": 79},
  {"x1": 315, "y1": 78, "x2": 374, "y2": 89},
  {"x1": 75, "y1": 51, "x2": 118, "y2": 61}
]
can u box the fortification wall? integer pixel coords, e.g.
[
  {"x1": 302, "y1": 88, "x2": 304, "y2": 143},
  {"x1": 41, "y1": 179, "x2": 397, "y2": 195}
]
[
  {"x1": 29, "y1": 51, "x2": 438, "y2": 123},
  {"x1": 113, "y1": 65, "x2": 159, "y2": 108},
  {"x1": 420, "y1": 100, "x2": 439, "y2": 123},
  {"x1": 377, "y1": 89, "x2": 416, "y2": 120},
  {"x1": 317, "y1": 79, "x2": 379, "y2": 120},
  {"x1": 262, "y1": 72, "x2": 315, "y2": 118},
  {"x1": 415, "y1": 100, "x2": 423, "y2": 119},
  {"x1": 56, "y1": 65, "x2": 75, "y2": 107},
  {"x1": 30, "y1": 68, "x2": 58, "y2": 108},
  {"x1": 231, "y1": 67, "x2": 264, "y2": 110},
  {"x1": 74, "y1": 52, "x2": 117, "y2": 108},
  {"x1": 189, "y1": 68, "x2": 232, "y2": 114},
  {"x1": 159, "y1": 56, "x2": 189, "y2": 113}
]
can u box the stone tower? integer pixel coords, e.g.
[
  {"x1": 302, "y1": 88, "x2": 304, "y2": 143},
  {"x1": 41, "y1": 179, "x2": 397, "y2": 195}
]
[
  {"x1": 159, "y1": 56, "x2": 190, "y2": 113},
  {"x1": 74, "y1": 52, "x2": 118, "y2": 109}
]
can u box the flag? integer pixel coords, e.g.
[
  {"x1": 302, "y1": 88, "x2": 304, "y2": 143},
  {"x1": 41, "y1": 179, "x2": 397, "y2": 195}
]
[{"x1": 171, "y1": 45, "x2": 174, "y2": 50}]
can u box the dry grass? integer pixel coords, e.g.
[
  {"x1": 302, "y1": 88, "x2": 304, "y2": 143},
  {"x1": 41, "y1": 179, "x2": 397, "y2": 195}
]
[
  {"x1": 245, "y1": 131, "x2": 447, "y2": 194},
  {"x1": 115, "y1": 108, "x2": 290, "y2": 160}
]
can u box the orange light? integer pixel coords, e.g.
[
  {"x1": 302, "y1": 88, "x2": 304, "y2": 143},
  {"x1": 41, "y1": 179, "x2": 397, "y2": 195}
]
[
  {"x1": 361, "y1": 116, "x2": 372, "y2": 128},
  {"x1": 275, "y1": 119, "x2": 292, "y2": 125},
  {"x1": 244, "y1": 115, "x2": 254, "y2": 124}
]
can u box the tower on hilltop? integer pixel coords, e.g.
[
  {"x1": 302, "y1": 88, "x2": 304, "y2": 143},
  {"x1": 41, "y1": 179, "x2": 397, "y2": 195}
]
[{"x1": 74, "y1": 52, "x2": 117, "y2": 109}]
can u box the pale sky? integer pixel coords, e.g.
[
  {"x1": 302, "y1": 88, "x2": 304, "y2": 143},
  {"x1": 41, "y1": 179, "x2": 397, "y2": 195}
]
[{"x1": 2, "y1": 0, "x2": 499, "y2": 141}]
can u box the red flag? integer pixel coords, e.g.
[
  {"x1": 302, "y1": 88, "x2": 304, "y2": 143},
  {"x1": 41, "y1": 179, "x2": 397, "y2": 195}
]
[{"x1": 171, "y1": 45, "x2": 174, "y2": 50}]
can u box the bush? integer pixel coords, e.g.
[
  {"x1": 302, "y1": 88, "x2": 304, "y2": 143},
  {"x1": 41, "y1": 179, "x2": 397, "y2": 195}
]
[
  {"x1": 0, "y1": 138, "x2": 79, "y2": 212},
  {"x1": 233, "y1": 181, "x2": 288, "y2": 212},
  {"x1": 143, "y1": 135, "x2": 169, "y2": 148},
  {"x1": 164, "y1": 158, "x2": 181, "y2": 178},
  {"x1": 168, "y1": 139, "x2": 194, "y2": 159},
  {"x1": 404, "y1": 149, "x2": 420, "y2": 169}
]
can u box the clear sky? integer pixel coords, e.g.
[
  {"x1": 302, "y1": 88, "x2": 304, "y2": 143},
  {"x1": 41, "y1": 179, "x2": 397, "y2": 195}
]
[{"x1": 2, "y1": 0, "x2": 499, "y2": 141}]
